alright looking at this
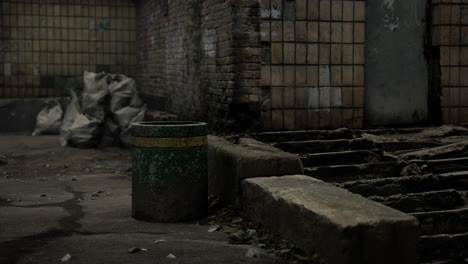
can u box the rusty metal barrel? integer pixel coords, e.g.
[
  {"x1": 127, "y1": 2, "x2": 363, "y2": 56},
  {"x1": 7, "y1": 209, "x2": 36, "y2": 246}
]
[{"x1": 131, "y1": 121, "x2": 207, "y2": 222}]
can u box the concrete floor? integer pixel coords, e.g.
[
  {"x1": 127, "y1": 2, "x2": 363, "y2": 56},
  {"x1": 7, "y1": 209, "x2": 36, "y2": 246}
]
[{"x1": 0, "y1": 136, "x2": 281, "y2": 264}]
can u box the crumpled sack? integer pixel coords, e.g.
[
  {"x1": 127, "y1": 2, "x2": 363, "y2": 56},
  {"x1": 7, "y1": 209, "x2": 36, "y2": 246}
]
[
  {"x1": 32, "y1": 99, "x2": 64, "y2": 136},
  {"x1": 109, "y1": 75, "x2": 136, "y2": 113},
  {"x1": 67, "y1": 114, "x2": 103, "y2": 148},
  {"x1": 100, "y1": 119, "x2": 120, "y2": 147},
  {"x1": 60, "y1": 91, "x2": 81, "y2": 147},
  {"x1": 114, "y1": 106, "x2": 143, "y2": 129},
  {"x1": 120, "y1": 107, "x2": 146, "y2": 147},
  {"x1": 82, "y1": 71, "x2": 109, "y2": 121}
]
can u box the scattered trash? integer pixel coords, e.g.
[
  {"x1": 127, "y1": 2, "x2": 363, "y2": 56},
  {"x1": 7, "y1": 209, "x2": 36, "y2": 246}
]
[
  {"x1": 222, "y1": 225, "x2": 240, "y2": 234},
  {"x1": 32, "y1": 99, "x2": 63, "y2": 136},
  {"x1": 91, "y1": 192, "x2": 100, "y2": 197},
  {"x1": 208, "y1": 225, "x2": 220, "y2": 233},
  {"x1": 246, "y1": 229, "x2": 257, "y2": 237},
  {"x1": 44, "y1": 164, "x2": 50, "y2": 168},
  {"x1": 231, "y1": 217, "x2": 243, "y2": 224},
  {"x1": 154, "y1": 239, "x2": 167, "y2": 244},
  {"x1": 401, "y1": 163, "x2": 422, "y2": 176},
  {"x1": 82, "y1": 71, "x2": 109, "y2": 122},
  {"x1": 166, "y1": 253, "x2": 177, "y2": 259},
  {"x1": 60, "y1": 72, "x2": 146, "y2": 148},
  {"x1": 61, "y1": 253, "x2": 72, "y2": 262},
  {"x1": 60, "y1": 90, "x2": 81, "y2": 147},
  {"x1": 245, "y1": 248, "x2": 261, "y2": 258},
  {"x1": 0, "y1": 155, "x2": 8, "y2": 166},
  {"x1": 229, "y1": 231, "x2": 243, "y2": 241},
  {"x1": 127, "y1": 247, "x2": 147, "y2": 254},
  {"x1": 76, "y1": 199, "x2": 82, "y2": 203},
  {"x1": 6, "y1": 198, "x2": 11, "y2": 202},
  {"x1": 106, "y1": 192, "x2": 112, "y2": 196},
  {"x1": 67, "y1": 114, "x2": 103, "y2": 148}
]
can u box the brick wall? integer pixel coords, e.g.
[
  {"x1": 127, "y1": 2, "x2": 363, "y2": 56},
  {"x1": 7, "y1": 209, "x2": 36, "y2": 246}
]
[
  {"x1": 432, "y1": 0, "x2": 468, "y2": 124},
  {"x1": 259, "y1": 0, "x2": 365, "y2": 130},
  {"x1": 136, "y1": 0, "x2": 260, "y2": 127},
  {"x1": 0, "y1": 0, "x2": 137, "y2": 98}
]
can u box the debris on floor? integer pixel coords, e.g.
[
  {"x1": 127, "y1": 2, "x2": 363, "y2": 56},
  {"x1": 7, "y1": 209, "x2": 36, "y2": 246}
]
[
  {"x1": 0, "y1": 155, "x2": 8, "y2": 166},
  {"x1": 60, "y1": 254, "x2": 72, "y2": 262},
  {"x1": 202, "y1": 206, "x2": 319, "y2": 264},
  {"x1": 127, "y1": 247, "x2": 147, "y2": 254},
  {"x1": 154, "y1": 239, "x2": 167, "y2": 244}
]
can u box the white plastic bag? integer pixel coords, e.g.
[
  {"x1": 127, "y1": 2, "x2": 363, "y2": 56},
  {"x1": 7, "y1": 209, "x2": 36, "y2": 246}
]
[
  {"x1": 120, "y1": 108, "x2": 146, "y2": 147},
  {"x1": 60, "y1": 91, "x2": 81, "y2": 146},
  {"x1": 32, "y1": 100, "x2": 63, "y2": 136},
  {"x1": 67, "y1": 114, "x2": 102, "y2": 148},
  {"x1": 82, "y1": 71, "x2": 109, "y2": 121},
  {"x1": 109, "y1": 75, "x2": 137, "y2": 113}
]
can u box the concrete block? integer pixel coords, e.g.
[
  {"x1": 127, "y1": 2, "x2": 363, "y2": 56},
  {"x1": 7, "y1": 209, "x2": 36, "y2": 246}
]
[
  {"x1": 242, "y1": 175, "x2": 420, "y2": 264},
  {"x1": 208, "y1": 136, "x2": 303, "y2": 206}
]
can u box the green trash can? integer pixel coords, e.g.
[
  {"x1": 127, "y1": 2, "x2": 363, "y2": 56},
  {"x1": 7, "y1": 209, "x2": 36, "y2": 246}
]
[{"x1": 131, "y1": 121, "x2": 207, "y2": 222}]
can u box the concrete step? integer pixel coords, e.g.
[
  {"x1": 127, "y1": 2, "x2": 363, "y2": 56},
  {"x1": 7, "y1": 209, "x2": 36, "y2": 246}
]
[
  {"x1": 299, "y1": 150, "x2": 396, "y2": 167},
  {"x1": 401, "y1": 141, "x2": 468, "y2": 160},
  {"x1": 374, "y1": 140, "x2": 444, "y2": 152},
  {"x1": 274, "y1": 138, "x2": 375, "y2": 154},
  {"x1": 340, "y1": 171, "x2": 468, "y2": 197},
  {"x1": 411, "y1": 207, "x2": 468, "y2": 236},
  {"x1": 251, "y1": 128, "x2": 354, "y2": 143},
  {"x1": 421, "y1": 260, "x2": 468, "y2": 264},
  {"x1": 415, "y1": 157, "x2": 468, "y2": 174},
  {"x1": 421, "y1": 232, "x2": 468, "y2": 262},
  {"x1": 241, "y1": 175, "x2": 419, "y2": 264},
  {"x1": 304, "y1": 161, "x2": 405, "y2": 183},
  {"x1": 368, "y1": 189, "x2": 466, "y2": 213}
]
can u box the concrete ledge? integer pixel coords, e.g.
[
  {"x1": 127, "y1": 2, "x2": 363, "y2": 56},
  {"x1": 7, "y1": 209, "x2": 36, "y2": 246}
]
[
  {"x1": 208, "y1": 136, "x2": 303, "y2": 206},
  {"x1": 242, "y1": 175, "x2": 420, "y2": 264}
]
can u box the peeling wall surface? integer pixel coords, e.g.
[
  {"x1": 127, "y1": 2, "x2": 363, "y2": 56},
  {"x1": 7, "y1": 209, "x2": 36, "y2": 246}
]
[{"x1": 365, "y1": 0, "x2": 429, "y2": 125}]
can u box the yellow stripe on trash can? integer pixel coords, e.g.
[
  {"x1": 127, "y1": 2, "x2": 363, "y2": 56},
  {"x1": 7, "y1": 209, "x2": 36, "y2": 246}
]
[{"x1": 132, "y1": 136, "x2": 207, "y2": 148}]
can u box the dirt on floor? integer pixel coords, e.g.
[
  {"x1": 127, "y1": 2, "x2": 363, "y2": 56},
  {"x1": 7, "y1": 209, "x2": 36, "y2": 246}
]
[{"x1": 0, "y1": 135, "x2": 315, "y2": 264}]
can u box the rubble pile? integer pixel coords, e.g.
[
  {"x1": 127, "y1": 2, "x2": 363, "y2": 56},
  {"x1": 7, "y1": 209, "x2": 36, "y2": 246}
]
[{"x1": 33, "y1": 71, "x2": 146, "y2": 148}]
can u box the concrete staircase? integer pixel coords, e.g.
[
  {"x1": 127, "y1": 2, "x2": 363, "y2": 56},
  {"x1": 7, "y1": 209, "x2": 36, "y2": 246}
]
[{"x1": 252, "y1": 126, "x2": 468, "y2": 263}]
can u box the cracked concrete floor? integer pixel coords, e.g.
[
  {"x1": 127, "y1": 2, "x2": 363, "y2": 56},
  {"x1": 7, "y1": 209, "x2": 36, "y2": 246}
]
[{"x1": 0, "y1": 136, "x2": 281, "y2": 264}]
